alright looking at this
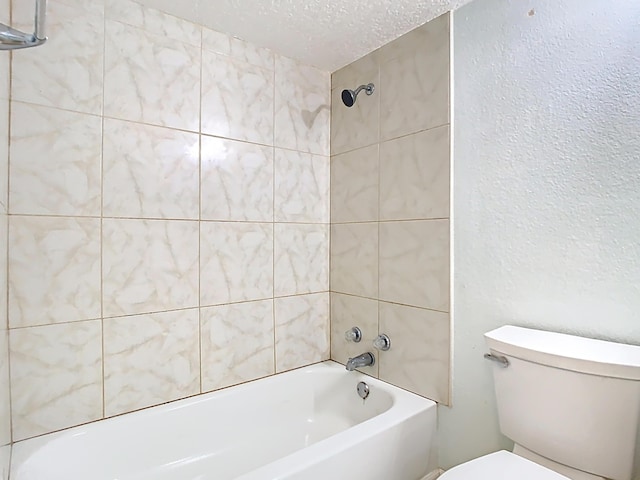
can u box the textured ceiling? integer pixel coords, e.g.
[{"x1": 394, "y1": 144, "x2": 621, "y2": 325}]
[{"x1": 133, "y1": 0, "x2": 475, "y2": 71}]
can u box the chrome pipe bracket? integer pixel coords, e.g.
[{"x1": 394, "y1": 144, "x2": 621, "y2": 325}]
[{"x1": 484, "y1": 353, "x2": 509, "y2": 367}]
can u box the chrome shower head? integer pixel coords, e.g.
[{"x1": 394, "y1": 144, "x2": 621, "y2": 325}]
[{"x1": 341, "y1": 83, "x2": 375, "y2": 107}]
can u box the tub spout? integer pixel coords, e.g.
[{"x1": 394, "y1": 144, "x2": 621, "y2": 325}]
[{"x1": 346, "y1": 352, "x2": 375, "y2": 371}]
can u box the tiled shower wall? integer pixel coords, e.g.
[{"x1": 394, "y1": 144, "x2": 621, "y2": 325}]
[
  {"x1": 329, "y1": 13, "x2": 451, "y2": 404},
  {"x1": 6, "y1": 0, "x2": 330, "y2": 441},
  {"x1": 1, "y1": 0, "x2": 11, "y2": 472}
]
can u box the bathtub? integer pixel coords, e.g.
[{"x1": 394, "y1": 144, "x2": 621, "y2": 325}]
[{"x1": 10, "y1": 361, "x2": 438, "y2": 480}]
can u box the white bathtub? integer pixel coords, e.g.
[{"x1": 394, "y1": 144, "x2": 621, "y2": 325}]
[{"x1": 10, "y1": 361, "x2": 438, "y2": 480}]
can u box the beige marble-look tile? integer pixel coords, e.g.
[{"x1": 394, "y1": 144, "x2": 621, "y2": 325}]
[
  {"x1": 10, "y1": 103, "x2": 102, "y2": 216},
  {"x1": 378, "y1": 302, "x2": 450, "y2": 403},
  {"x1": 104, "y1": 309, "x2": 200, "y2": 417},
  {"x1": 380, "y1": 125, "x2": 450, "y2": 221},
  {"x1": 330, "y1": 223, "x2": 378, "y2": 298},
  {"x1": 200, "y1": 222, "x2": 273, "y2": 305},
  {"x1": 201, "y1": 300, "x2": 274, "y2": 391},
  {"x1": 201, "y1": 51, "x2": 274, "y2": 145},
  {"x1": 11, "y1": 1, "x2": 104, "y2": 115},
  {"x1": 379, "y1": 220, "x2": 449, "y2": 311},
  {"x1": 331, "y1": 51, "x2": 377, "y2": 96},
  {"x1": 201, "y1": 136, "x2": 273, "y2": 222},
  {"x1": 104, "y1": 20, "x2": 200, "y2": 132},
  {"x1": 275, "y1": 56, "x2": 330, "y2": 155},
  {"x1": 0, "y1": 444, "x2": 9, "y2": 480},
  {"x1": 202, "y1": 28, "x2": 274, "y2": 70},
  {"x1": 331, "y1": 144, "x2": 379, "y2": 223},
  {"x1": 330, "y1": 83, "x2": 379, "y2": 156},
  {"x1": 274, "y1": 149, "x2": 329, "y2": 223},
  {"x1": 275, "y1": 293, "x2": 329, "y2": 372},
  {"x1": 0, "y1": 97, "x2": 7, "y2": 214},
  {"x1": 103, "y1": 119, "x2": 199, "y2": 219},
  {"x1": 274, "y1": 224, "x2": 328, "y2": 297},
  {"x1": 10, "y1": 320, "x2": 103, "y2": 440},
  {"x1": 0, "y1": 54, "x2": 7, "y2": 101},
  {"x1": 379, "y1": 19, "x2": 449, "y2": 141},
  {"x1": 330, "y1": 293, "x2": 378, "y2": 377},
  {"x1": 106, "y1": 0, "x2": 201, "y2": 46},
  {"x1": 0, "y1": 327, "x2": 10, "y2": 447},
  {"x1": 103, "y1": 219, "x2": 199, "y2": 317},
  {"x1": 9, "y1": 216, "x2": 101, "y2": 328},
  {"x1": 377, "y1": 13, "x2": 450, "y2": 64}
]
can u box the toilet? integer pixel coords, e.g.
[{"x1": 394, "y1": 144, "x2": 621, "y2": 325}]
[{"x1": 441, "y1": 325, "x2": 640, "y2": 480}]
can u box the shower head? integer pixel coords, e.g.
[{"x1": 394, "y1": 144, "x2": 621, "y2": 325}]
[{"x1": 341, "y1": 83, "x2": 375, "y2": 107}]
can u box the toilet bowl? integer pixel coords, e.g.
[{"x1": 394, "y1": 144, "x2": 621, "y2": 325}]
[{"x1": 439, "y1": 451, "x2": 570, "y2": 480}]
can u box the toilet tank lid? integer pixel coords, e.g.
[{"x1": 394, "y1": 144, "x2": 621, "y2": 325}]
[
  {"x1": 440, "y1": 451, "x2": 570, "y2": 480},
  {"x1": 485, "y1": 326, "x2": 640, "y2": 380}
]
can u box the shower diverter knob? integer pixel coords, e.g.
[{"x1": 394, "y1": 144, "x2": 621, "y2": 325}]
[
  {"x1": 344, "y1": 326, "x2": 362, "y2": 343},
  {"x1": 373, "y1": 334, "x2": 391, "y2": 351}
]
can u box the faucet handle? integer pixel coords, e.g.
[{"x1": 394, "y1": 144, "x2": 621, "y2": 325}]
[
  {"x1": 373, "y1": 334, "x2": 391, "y2": 351},
  {"x1": 344, "y1": 326, "x2": 362, "y2": 343}
]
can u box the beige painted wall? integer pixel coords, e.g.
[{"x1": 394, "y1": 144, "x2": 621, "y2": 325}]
[
  {"x1": 441, "y1": 0, "x2": 640, "y2": 476},
  {"x1": 329, "y1": 13, "x2": 451, "y2": 404},
  {"x1": 6, "y1": 0, "x2": 330, "y2": 441}
]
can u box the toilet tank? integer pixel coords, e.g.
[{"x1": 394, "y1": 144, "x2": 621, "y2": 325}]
[{"x1": 485, "y1": 326, "x2": 640, "y2": 480}]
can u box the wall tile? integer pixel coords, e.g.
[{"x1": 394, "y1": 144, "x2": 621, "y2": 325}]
[
  {"x1": 330, "y1": 223, "x2": 378, "y2": 298},
  {"x1": 200, "y1": 222, "x2": 273, "y2": 305},
  {"x1": 9, "y1": 320, "x2": 102, "y2": 440},
  {"x1": 201, "y1": 136, "x2": 273, "y2": 222},
  {"x1": 11, "y1": 1, "x2": 104, "y2": 115},
  {"x1": 275, "y1": 149, "x2": 329, "y2": 223},
  {"x1": 106, "y1": 0, "x2": 201, "y2": 46},
  {"x1": 104, "y1": 20, "x2": 200, "y2": 131},
  {"x1": 379, "y1": 220, "x2": 449, "y2": 311},
  {"x1": 0, "y1": 98, "x2": 7, "y2": 215},
  {"x1": 274, "y1": 56, "x2": 330, "y2": 155},
  {"x1": 378, "y1": 302, "x2": 450, "y2": 403},
  {"x1": 275, "y1": 293, "x2": 329, "y2": 372},
  {"x1": 10, "y1": 103, "x2": 102, "y2": 216},
  {"x1": 330, "y1": 74, "x2": 379, "y2": 156},
  {"x1": 379, "y1": 20, "x2": 449, "y2": 140},
  {"x1": 330, "y1": 293, "x2": 379, "y2": 376},
  {"x1": 201, "y1": 300, "x2": 274, "y2": 391},
  {"x1": 103, "y1": 219, "x2": 199, "y2": 317},
  {"x1": 9, "y1": 216, "x2": 101, "y2": 328},
  {"x1": 103, "y1": 119, "x2": 200, "y2": 219},
  {"x1": 330, "y1": 144, "x2": 379, "y2": 223},
  {"x1": 0, "y1": 444, "x2": 8, "y2": 480},
  {"x1": 201, "y1": 51, "x2": 274, "y2": 145},
  {"x1": 331, "y1": 51, "x2": 377, "y2": 98},
  {"x1": 379, "y1": 125, "x2": 450, "y2": 220},
  {"x1": 104, "y1": 309, "x2": 200, "y2": 417},
  {"x1": 274, "y1": 224, "x2": 328, "y2": 296},
  {"x1": 377, "y1": 13, "x2": 450, "y2": 64},
  {"x1": 0, "y1": 328, "x2": 9, "y2": 447},
  {"x1": 202, "y1": 28, "x2": 274, "y2": 70}
]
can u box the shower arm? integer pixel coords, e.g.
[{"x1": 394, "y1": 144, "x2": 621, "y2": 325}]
[{"x1": 0, "y1": 0, "x2": 48, "y2": 50}]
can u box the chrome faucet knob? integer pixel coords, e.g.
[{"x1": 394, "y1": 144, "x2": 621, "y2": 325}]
[
  {"x1": 373, "y1": 334, "x2": 391, "y2": 351},
  {"x1": 344, "y1": 326, "x2": 362, "y2": 343}
]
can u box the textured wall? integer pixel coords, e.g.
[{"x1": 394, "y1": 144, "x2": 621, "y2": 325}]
[
  {"x1": 0, "y1": 0, "x2": 10, "y2": 474},
  {"x1": 7, "y1": 0, "x2": 330, "y2": 441},
  {"x1": 330, "y1": 14, "x2": 451, "y2": 404},
  {"x1": 440, "y1": 0, "x2": 640, "y2": 474}
]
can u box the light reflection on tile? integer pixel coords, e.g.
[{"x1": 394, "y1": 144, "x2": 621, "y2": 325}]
[{"x1": 103, "y1": 119, "x2": 200, "y2": 219}]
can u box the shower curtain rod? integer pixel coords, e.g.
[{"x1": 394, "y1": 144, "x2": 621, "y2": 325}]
[{"x1": 0, "y1": 0, "x2": 47, "y2": 50}]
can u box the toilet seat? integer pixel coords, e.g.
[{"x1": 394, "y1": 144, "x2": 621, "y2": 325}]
[{"x1": 439, "y1": 451, "x2": 570, "y2": 480}]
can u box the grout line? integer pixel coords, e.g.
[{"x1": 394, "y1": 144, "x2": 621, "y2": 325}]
[
  {"x1": 198, "y1": 27, "x2": 203, "y2": 395},
  {"x1": 100, "y1": 5, "x2": 107, "y2": 419},
  {"x1": 329, "y1": 291, "x2": 450, "y2": 315}
]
